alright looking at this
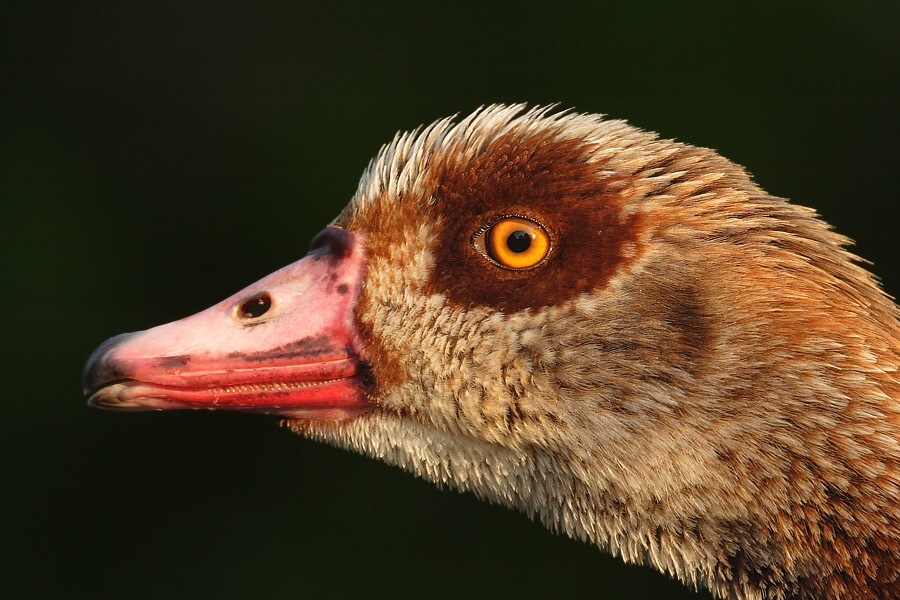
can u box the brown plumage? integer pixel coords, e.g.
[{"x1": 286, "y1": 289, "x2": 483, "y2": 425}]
[{"x1": 84, "y1": 105, "x2": 900, "y2": 599}]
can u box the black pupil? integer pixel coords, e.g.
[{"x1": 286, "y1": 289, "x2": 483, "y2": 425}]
[
  {"x1": 507, "y1": 230, "x2": 532, "y2": 253},
  {"x1": 239, "y1": 292, "x2": 272, "y2": 319}
]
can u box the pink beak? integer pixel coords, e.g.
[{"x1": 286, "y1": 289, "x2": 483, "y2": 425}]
[{"x1": 83, "y1": 227, "x2": 372, "y2": 420}]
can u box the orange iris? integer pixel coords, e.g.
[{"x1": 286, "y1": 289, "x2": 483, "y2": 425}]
[{"x1": 486, "y1": 217, "x2": 550, "y2": 269}]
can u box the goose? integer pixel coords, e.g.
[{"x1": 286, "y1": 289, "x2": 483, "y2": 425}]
[{"x1": 83, "y1": 105, "x2": 900, "y2": 599}]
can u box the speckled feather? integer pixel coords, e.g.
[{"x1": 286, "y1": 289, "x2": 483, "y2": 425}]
[{"x1": 287, "y1": 105, "x2": 900, "y2": 599}]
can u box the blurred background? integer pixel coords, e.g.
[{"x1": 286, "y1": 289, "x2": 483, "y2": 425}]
[{"x1": 2, "y1": 2, "x2": 898, "y2": 599}]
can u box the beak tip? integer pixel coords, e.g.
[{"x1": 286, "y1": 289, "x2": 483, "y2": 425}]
[{"x1": 82, "y1": 331, "x2": 140, "y2": 396}]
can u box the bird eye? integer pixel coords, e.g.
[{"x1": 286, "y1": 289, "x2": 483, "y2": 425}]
[
  {"x1": 474, "y1": 216, "x2": 551, "y2": 270},
  {"x1": 233, "y1": 291, "x2": 273, "y2": 322}
]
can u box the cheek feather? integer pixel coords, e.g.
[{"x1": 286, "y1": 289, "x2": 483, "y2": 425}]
[{"x1": 351, "y1": 217, "x2": 440, "y2": 408}]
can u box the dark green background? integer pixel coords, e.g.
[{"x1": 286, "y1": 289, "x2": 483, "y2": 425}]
[{"x1": 3, "y1": 3, "x2": 897, "y2": 599}]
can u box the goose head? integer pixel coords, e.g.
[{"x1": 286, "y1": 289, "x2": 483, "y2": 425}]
[{"x1": 84, "y1": 105, "x2": 900, "y2": 599}]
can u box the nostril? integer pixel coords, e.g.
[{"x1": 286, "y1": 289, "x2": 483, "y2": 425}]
[{"x1": 234, "y1": 291, "x2": 272, "y2": 321}]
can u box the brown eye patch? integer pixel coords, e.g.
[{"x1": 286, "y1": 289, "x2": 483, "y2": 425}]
[{"x1": 425, "y1": 131, "x2": 645, "y2": 313}]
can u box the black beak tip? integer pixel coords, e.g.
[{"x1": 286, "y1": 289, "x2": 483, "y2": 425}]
[{"x1": 82, "y1": 332, "x2": 139, "y2": 396}]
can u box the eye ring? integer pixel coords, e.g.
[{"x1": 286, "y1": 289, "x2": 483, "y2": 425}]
[{"x1": 473, "y1": 216, "x2": 552, "y2": 270}]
